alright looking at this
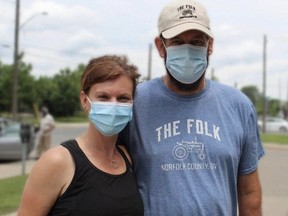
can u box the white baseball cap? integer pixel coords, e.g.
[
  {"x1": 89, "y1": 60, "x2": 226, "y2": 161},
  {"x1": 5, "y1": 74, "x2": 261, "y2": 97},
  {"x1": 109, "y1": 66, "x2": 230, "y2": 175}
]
[{"x1": 158, "y1": 0, "x2": 213, "y2": 39}]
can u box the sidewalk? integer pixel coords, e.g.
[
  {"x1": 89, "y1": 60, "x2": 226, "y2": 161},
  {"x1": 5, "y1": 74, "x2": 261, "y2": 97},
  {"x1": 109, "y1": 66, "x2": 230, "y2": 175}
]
[{"x1": 0, "y1": 159, "x2": 35, "y2": 179}]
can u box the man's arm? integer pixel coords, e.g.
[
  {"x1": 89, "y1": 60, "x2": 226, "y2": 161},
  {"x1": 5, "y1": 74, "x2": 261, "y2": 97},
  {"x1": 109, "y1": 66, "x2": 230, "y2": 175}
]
[{"x1": 237, "y1": 169, "x2": 262, "y2": 216}]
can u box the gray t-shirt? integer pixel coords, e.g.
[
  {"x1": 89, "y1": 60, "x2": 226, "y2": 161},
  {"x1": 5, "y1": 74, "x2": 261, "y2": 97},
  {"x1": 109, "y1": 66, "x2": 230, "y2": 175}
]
[{"x1": 121, "y1": 78, "x2": 264, "y2": 216}]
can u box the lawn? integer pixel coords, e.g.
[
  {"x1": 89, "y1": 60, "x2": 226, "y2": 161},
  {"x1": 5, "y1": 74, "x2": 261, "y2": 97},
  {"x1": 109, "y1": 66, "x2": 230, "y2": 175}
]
[
  {"x1": 260, "y1": 133, "x2": 288, "y2": 145},
  {"x1": 0, "y1": 175, "x2": 27, "y2": 215}
]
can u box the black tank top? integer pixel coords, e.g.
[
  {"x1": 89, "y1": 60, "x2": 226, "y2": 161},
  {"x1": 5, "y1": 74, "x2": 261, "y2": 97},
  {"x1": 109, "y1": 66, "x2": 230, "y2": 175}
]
[{"x1": 48, "y1": 140, "x2": 144, "y2": 216}]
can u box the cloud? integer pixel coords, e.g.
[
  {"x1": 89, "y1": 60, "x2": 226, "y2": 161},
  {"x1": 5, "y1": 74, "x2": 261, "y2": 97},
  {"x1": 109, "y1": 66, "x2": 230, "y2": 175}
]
[{"x1": 1, "y1": 0, "x2": 288, "y2": 100}]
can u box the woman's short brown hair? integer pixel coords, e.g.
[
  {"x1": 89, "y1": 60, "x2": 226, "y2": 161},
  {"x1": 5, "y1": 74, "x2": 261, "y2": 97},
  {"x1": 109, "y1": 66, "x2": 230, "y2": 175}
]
[{"x1": 81, "y1": 55, "x2": 140, "y2": 95}]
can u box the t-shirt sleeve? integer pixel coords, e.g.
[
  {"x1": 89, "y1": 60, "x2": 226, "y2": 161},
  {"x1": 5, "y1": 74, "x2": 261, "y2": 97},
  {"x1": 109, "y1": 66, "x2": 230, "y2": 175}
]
[{"x1": 238, "y1": 105, "x2": 265, "y2": 175}]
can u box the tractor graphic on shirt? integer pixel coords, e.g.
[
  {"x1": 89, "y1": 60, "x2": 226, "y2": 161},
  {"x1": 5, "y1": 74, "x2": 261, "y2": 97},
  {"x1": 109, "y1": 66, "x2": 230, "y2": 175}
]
[{"x1": 173, "y1": 139, "x2": 206, "y2": 160}]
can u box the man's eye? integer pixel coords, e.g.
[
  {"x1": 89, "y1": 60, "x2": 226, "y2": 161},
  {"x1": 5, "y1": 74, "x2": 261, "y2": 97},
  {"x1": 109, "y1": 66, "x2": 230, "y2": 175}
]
[
  {"x1": 191, "y1": 40, "x2": 205, "y2": 46},
  {"x1": 170, "y1": 40, "x2": 182, "y2": 46}
]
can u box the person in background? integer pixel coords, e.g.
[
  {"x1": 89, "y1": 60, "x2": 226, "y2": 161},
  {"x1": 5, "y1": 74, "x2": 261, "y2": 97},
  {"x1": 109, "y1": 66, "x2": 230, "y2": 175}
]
[
  {"x1": 35, "y1": 106, "x2": 55, "y2": 158},
  {"x1": 18, "y1": 55, "x2": 144, "y2": 216},
  {"x1": 118, "y1": 0, "x2": 265, "y2": 215}
]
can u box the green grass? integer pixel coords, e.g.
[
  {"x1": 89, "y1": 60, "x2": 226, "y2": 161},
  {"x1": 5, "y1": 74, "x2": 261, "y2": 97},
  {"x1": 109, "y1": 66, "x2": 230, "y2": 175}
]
[
  {"x1": 0, "y1": 112, "x2": 88, "y2": 124},
  {"x1": 55, "y1": 116, "x2": 87, "y2": 123},
  {"x1": 0, "y1": 175, "x2": 27, "y2": 215},
  {"x1": 260, "y1": 133, "x2": 288, "y2": 145}
]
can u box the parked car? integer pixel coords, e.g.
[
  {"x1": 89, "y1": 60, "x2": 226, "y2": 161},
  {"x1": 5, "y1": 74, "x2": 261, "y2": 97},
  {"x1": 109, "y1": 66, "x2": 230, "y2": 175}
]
[
  {"x1": 0, "y1": 118, "x2": 37, "y2": 160},
  {"x1": 258, "y1": 117, "x2": 288, "y2": 133}
]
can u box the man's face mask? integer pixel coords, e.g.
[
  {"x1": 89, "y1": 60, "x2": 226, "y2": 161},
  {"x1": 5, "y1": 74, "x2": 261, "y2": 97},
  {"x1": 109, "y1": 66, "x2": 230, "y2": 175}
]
[{"x1": 163, "y1": 43, "x2": 208, "y2": 84}]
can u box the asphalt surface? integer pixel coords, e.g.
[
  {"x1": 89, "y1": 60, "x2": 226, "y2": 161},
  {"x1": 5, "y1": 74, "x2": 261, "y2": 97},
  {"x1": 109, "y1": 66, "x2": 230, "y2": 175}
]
[
  {"x1": 0, "y1": 123, "x2": 288, "y2": 216},
  {"x1": 259, "y1": 144, "x2": 288, "y2": 216}
]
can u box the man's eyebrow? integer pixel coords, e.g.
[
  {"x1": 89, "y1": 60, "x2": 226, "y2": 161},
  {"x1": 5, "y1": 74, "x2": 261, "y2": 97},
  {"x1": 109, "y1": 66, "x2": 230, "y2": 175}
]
[
  {"x1": 171, "y1": 36, "x2": 181, "y2": 40},
  {"x1": 193, "y1": 34, "x2": 207, "y2": 39}
]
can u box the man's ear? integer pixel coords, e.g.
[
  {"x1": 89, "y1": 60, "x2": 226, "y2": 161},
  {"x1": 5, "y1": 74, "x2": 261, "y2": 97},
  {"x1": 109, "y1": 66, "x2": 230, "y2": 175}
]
[
  {"x1": 208, "y1": 38, "x2": 214, "y2": 55},
  {"x1": 155, "y1": 36, "x2": 166, "y2": 58}
]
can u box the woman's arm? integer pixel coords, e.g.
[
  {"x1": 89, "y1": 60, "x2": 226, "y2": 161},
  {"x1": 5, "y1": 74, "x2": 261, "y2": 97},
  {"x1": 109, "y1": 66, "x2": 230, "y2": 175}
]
[{"x1": 17, "y1": 146, "x2": 74, "y2": 216}]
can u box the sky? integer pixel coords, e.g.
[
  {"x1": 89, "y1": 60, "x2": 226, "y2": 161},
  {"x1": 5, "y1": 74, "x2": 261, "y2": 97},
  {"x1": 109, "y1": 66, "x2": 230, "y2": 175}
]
[{"x1": 0, "y1": 0, "x2": 288, "y2": 101}]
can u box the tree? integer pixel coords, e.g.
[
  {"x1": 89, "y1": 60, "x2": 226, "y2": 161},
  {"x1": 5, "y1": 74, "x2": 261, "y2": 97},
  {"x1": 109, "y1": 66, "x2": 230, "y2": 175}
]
[
  {"x1": 0, "y1": 58, "x2": 86, "y2": 118},
  {"x1": 47, "y1": 64, "x2": 84, "y2": 117},
  {"x1": 34, "y1": 76, "x2": 58, "y2": 116},
  {"x1": 0, "y1": 57, "x2": 35, "y2": 114},
  {"x1": 240, "y1": 85, "x2": 262, "y2": 114},
  {"x1": 267, "y1": 98, "x2": 281, "y2": 117},
  {"x1": 0, "y1": 61, "x2": 13, "y2": 111},
  {"x1": 17, "y1": 60, "x2": 36, "y2": 112},
  {"x1": 241, "y1": 85, "x2": 282, "y2": 118}
]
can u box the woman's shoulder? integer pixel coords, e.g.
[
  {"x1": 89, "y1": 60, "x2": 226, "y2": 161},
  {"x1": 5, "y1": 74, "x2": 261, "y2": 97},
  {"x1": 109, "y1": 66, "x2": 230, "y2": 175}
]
[
  {"x1": 18, "y1": 145, "x2": 74, "y2": 215},
  {"x1": 32, "y1": 145, "x2": 73, "y2": 182}
]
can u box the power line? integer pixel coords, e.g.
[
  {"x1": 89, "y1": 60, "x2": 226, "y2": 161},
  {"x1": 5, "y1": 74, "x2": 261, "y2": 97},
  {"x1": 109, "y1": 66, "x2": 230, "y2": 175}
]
[
  {"x1": 2, "y1": 41, "x2": 65, "y2": 53},
  {"x1": 0, "y1": 17, "x2": 14, "y2": 22},
  {"x1": 21, "y1": 43, "x2": 63, "y2": 53},
  {"x1": 1, "y1": 41, "x2": 79, "y2": 65},
  {"x1": 23, "y1": 52, "x2": 71, "y2": 64}
]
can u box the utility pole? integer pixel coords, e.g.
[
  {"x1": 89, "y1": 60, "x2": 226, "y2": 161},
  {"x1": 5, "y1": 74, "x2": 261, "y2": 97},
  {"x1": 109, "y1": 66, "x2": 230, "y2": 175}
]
[
  {"x1": 279, "y1": 78, "x2": 281, "y2": 101},
  {"x1": 287, "y1": 77, "x2": 288, "y2": 103},
  {"x1": 147, "y1": 43, "x2": 152, "y2": 81},
  {"x1": 210, "y1": 67, "x2": 214, "y2": 80},
  {"x1": 286, "y1": 78, "x2": 288, "y2": 120},
  {"x1": 262, "y1": 34, "x2": 267, "y2": 133},
  {"x1": 12, "y1": 0, "x2": 20, "y2": 119}
]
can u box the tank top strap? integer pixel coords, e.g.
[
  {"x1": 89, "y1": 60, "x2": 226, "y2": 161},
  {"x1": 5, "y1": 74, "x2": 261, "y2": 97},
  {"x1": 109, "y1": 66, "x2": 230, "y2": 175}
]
[
  {"x1": 61, "y1": 139, "x2": 82, "y2": 156},
  {"x1": 60, "y1": 139, "x2": 84, "y2": 171},
  {"x1": 116, "y1": 145, "x2": 132, "y2": 169}
]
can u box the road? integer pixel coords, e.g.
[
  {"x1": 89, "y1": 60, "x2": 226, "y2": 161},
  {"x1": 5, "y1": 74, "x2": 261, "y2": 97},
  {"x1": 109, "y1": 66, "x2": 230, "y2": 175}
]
[
  {"x1": 259, "y1": 144, "x2": 288, "y2": 216},
  {"x1": 0, "y1": 123, "x2": 288, "y2": 216},
  {"x1": 51, "y1": 122, "x2": 88, "y2": 146}
]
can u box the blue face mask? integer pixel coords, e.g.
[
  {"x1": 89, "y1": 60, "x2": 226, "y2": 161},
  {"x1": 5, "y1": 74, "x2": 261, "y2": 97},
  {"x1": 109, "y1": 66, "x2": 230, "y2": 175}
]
[
  {"x1": 165, "y1": 44, "x2": 208, "y2": 84},
  {"x1": 86, "y1": 97, "x2": 133, "y2": 136}
]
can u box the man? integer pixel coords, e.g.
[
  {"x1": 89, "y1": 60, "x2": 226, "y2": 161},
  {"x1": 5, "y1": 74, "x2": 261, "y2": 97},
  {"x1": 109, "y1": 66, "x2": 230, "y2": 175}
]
[
  {"x1": 119, "y1": 0, "x2": 264, "y2": 215},
  {"x1": 35, "y1": 106, "x2": 55, "y2": 158}
]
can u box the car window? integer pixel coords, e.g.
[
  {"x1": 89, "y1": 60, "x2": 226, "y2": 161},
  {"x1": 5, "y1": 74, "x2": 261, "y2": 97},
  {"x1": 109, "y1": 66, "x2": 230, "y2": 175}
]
[
  {"x1": 0, "y1": 120, "x2": 20, "y2": 136},
  {"x1": 5, "y1": 124, "x2": 20, "y2": 133}
]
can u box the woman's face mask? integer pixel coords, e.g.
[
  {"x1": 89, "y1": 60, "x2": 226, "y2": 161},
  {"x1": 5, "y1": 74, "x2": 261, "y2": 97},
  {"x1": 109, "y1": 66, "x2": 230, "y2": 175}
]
[{"x1": 86, "y1": 96, "x2": 133, "y2": 136}]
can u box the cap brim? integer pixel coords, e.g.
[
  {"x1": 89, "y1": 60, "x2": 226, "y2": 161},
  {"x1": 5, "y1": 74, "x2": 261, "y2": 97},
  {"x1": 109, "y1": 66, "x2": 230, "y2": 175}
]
[{"x1": 162, "y1": 23, "x2": 213, "y2": 39}]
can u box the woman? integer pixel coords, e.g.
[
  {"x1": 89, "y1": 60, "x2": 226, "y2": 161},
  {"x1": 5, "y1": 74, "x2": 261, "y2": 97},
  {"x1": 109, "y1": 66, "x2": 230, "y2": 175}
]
[{"x1": 17, "y1": 55, "x2": 144, "y2": 216}]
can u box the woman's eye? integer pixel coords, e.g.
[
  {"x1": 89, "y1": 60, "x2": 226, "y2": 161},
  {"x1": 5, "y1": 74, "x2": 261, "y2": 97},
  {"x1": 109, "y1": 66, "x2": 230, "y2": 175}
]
[
  {"x1": 118, "y1": 97, "x2": 132, "y2": 103},
  {"x1": 97, "y1": 95, "x2": 108, "y2": 101}
]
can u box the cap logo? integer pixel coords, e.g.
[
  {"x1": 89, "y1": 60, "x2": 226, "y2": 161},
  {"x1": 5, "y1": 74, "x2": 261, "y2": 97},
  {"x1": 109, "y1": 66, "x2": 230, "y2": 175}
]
[
  {"x1": 177, "y1": 5, "x2": 197, "y2": 19},
  {"x1": 158, "y1": 1, "x2": 213, "y2": 38}
]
